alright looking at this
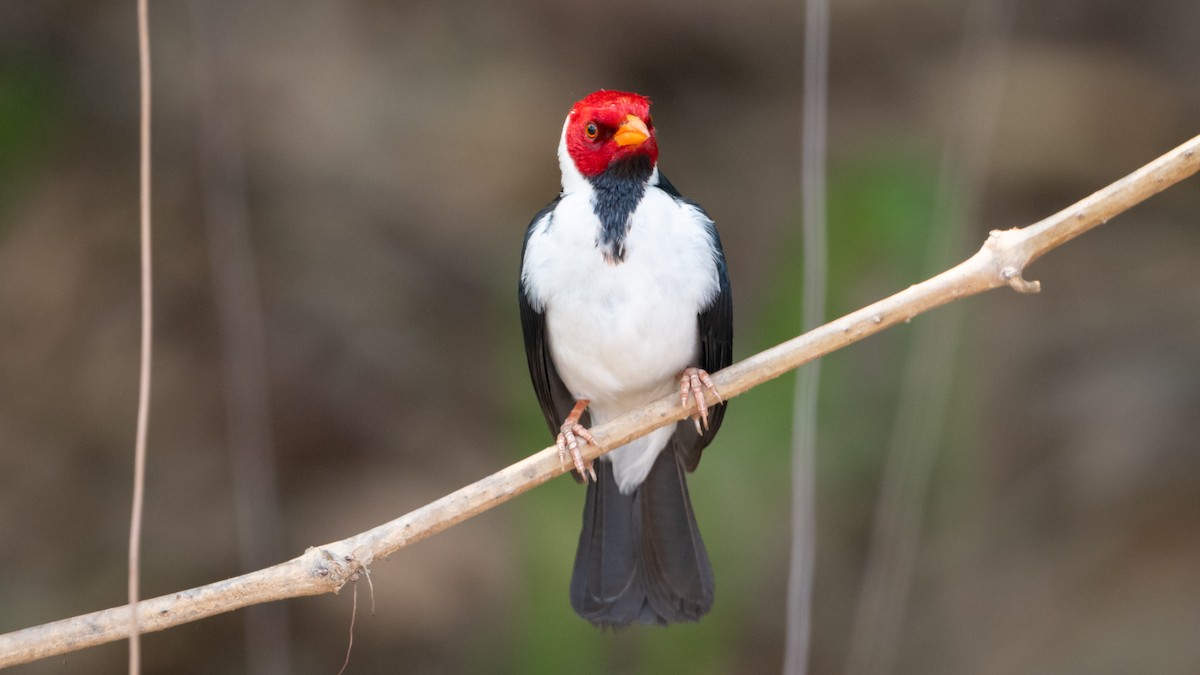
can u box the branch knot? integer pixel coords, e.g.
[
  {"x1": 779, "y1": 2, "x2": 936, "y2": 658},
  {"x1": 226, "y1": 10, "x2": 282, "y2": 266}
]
[
  {"x1": 1001, "y1": 266, "x2": 1041, "y2": 294},
  {"x1": 310, "y1": 547, "x2": 375, "y2": 593}
]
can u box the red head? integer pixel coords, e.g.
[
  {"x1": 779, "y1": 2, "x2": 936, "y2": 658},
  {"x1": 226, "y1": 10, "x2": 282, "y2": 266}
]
[{"x1": 562, "y1": 90, "x2": 658, "y2": 179}]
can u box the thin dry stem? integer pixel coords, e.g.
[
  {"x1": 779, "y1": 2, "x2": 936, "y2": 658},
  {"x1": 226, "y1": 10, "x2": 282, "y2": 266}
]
[
  {"x1": 336, "y1": 580, "x2": 359, "y2": 675},
  {"x1": 784, "y1": 0, "x2": 829, "y2": 669},
  {"x1": 0, "y1": 134, "x2": 1196, "y2": 669},
  {"x1": 189, "y1": 1, "x2": 293, "y2": 670},
  {"x1": 845, "y1": 0, "x2": 1011, "y2": 670},
  {"x1": 128, "y1": 0, "x2": 152, "y2": 672}
]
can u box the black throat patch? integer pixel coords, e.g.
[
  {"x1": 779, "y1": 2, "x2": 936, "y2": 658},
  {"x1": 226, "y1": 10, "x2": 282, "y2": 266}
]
[{"x1": 589, "y1": 155, "x2": 653, "y2": 264}]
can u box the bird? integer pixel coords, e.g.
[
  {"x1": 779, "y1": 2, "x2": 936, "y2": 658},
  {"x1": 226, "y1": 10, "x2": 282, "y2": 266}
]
[{"x1": 518, "y1": 89, "x2": 733, "y2": 627}]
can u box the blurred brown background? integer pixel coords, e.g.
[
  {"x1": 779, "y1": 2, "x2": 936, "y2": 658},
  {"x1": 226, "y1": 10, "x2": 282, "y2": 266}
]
[{"x1": 1, "y1": 0, "x2": 1198, "y2": 673}]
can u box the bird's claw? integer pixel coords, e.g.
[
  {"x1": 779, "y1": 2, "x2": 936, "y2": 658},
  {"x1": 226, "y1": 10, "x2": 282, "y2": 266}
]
[
  {"x1": 557, "y1": 422, "x2": 598, "y2": 482},
  {"x1": 680, "y1": 367, "x2": 722, "y2": 433}
]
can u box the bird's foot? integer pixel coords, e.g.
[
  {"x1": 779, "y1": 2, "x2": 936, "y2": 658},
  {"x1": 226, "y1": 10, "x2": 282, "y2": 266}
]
[
  {"x1": 557, "y1": 399, "x2": 598, "y2": 481},
  {"x1": 680, "y1": 367, "x2": 723, "y2": 434}
]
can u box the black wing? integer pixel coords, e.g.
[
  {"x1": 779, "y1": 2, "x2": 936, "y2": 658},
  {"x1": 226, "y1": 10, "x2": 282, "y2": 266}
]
[
  {"x1": 518, "y1": 197, "x2": 586, "y2": 440},
  {"x1": 657, "y1": 172, "x2": 734, "y2": 472}
]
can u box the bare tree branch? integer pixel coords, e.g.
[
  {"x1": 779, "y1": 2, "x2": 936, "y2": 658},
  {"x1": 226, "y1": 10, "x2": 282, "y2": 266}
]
[{"x1": 1, "y1": 134, "x2": 1197, "y2": 669}]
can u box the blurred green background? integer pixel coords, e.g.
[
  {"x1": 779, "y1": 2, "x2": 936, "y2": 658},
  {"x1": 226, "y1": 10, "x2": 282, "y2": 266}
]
[{"x1": 1, "y1": 0, "x2": 1198, "y2": 673}]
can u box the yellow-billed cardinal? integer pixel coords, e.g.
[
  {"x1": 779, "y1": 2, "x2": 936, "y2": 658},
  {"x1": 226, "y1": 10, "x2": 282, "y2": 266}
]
[{"x1": 518, "y1": 90, "x2": 733, "y2": 626}]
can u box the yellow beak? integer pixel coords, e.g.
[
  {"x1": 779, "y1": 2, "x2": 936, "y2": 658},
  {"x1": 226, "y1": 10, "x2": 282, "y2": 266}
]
[{"x1": 613, "y1": 114, "x2": 651, "y2": 147}]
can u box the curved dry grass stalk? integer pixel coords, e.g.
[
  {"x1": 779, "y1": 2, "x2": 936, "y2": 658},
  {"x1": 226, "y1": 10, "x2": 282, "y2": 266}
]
[{"x1": 1, "y1": 134, "x2": 1197, "y2": 669}]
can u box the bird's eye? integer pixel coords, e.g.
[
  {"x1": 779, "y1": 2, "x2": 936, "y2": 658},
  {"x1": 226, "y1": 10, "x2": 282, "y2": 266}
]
[
  {"x1": 645, "y1": 114, "x2": 653, "y2": 128},
  {"x1": 585, "y1": 122, "x2": 598, "y2": 140}
]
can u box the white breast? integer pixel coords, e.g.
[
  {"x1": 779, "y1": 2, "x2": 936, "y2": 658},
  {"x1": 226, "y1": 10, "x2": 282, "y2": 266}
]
[{"x1": 521, "y1": 185, "x2": 721, "y2": 490}]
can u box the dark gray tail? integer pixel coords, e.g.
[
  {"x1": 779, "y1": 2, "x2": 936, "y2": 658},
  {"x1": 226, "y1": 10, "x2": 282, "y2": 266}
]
[{"x1": 569, "y1": 446, "x2": 714, "y2": 627}]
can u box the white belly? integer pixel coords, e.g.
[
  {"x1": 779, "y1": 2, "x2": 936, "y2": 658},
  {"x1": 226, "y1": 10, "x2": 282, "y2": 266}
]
[{"x1": 547, "y1": 274, "x2": 700, "y2": 406}]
